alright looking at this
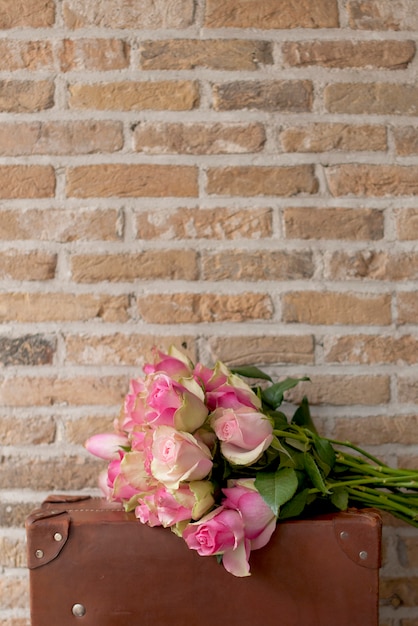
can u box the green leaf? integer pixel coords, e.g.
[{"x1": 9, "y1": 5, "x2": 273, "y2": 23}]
[
  {"x1": 330, "y1": 488, "x2": 349, "y2": 511},
  {"x1": 313, "y1": 434, "x2": 336, "y2": 473},
  {"x1": 262, "y1": 377, "x2": 310, "y2": 409},
  {"x1": 279, "y1": 488, "x2": 311, "y2": 520},
  {"x1": 304, "y1": 453, "x2": 330, "y2": 495},
  {"x1": 230, "y1": 365, "x2": 272, "y2": 382},
  {"x1": 291, "y1": 396, "x2": 317, "y2": 434},
  {"x1": 255, "y1": 468, "x2": 299, "y2": 516}
]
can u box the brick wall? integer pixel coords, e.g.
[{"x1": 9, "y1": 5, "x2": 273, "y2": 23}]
[{"x1": 0, "y1": 0, "x2": 417, "y2": 623}]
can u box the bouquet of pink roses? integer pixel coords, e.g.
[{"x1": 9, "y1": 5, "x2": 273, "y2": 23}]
[{"x1": 86, "y1": 347, "x2": 418, "y2": 577}]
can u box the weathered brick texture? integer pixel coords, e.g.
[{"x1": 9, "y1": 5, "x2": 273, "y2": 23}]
[{"x1": 1, "y1": 0, "x2": 418, "y2": 622}]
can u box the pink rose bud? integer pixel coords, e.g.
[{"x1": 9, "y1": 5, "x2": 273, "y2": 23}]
[{"x1": 85, "y1": 433, "x2": 129, "y2": 460}]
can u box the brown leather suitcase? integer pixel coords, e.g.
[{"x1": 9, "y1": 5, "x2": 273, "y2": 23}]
[{"x1": 26, "y1": 495, "x2": 382, "y2": 626}]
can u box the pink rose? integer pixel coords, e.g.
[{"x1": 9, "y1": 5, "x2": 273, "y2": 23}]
[
  {"x1": 143, "y1": 346, "x2": 194, "y2": 379},
  {"x1": 210, "y1": 406, "x2": 273, "y2": 465},
  {"x1": 182, "y1": 507, "x2": 250, "y2": 577},
  {"x1": 222, "y1": 478, "x2": 277, "y2": 550},
  {"x1": 195, "y1": 361, "x2": 261, "y2": 411},
  {"x1": 151, "y1": 426, "x2": 213, "y2": 489},
  {"x1": 85, "y1": 432, "x2": 129, "y2": 460}
]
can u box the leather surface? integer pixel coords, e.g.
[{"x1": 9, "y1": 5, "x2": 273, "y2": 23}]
[{"x1": 26, "y1": 497, "x2": 381, "y2": 626}]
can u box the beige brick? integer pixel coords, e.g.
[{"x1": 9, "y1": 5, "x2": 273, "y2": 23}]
[
  {"x1": 397, "y1": 537, "x2": 418, "y2": 568},
  {"x1": 398, "y1": 292, "x2": 418, "y2": 325},
  {"x1": 394, "y1": 126, "x2": 418, "y2": 156},
  {"x1": 63, "y1": 0, "x2": 195, "y2": 28},
  {"x1": 380, "y1": 578, "x2": 418, "y2": 607},
  {"x1": 201, "y1": 250, "x2": 314, "y2": 281},
  {"x1": 0, "y1": 375, "x2": 127, "y2": 407},
  {"x1": 139, "y1": 39, "x2": 273, "y2": 70},
  {"x1": 0, "y1": 574, "x2": 28, "y2": 609},
  {"x1": 0, "y1": 293, "x2": 130, "y2": 323},
  {"x1": 136, "y1": 207, "x2": 273, "y2": 240},
  {"x1": 285, "y1": 375, "x2": 390, "y2": 406},
  {"x1": 0, "y1": 454, "x2": 104, "y2": 490},
  {"x1": 207, "y1": 165, "x2": 318, "y2": 197},
  {"x1": 137, "y1": 293, "x2": 273, "y2": 323},
  {"x1": 0, "y1": 250, "x2": 56, "y2": 280},
  {"x1": 0, "y1": 80, "x2": 54, "y2": 113},
  {"x1": 0, "y1": 208, "x2": 122, "y2": 242},
  {"x1": 332, "y1": 415, "x2": 418, "y2": 445},
  {"x1": 327, "y1": 251, "x2": 418, "y2": 281},
  {"x1": 71, "y1": 250, "x2": 198, "y2": 282},
  {"x1": 279, "y1": 123, "x2": 387, "y2": 152},
  {"x1": 205, "y1": 0, "x2": 339, "y2": 28},
  {"x1": 0, "y1": 501, "x2": 39, "y2": 528},
  {"x1": 347, "y1": 0, "x2": 418, "y2": 30},
  {"x1": 0, "y1": 537, "x2": 27, "y2": 568},
  {"x1": 397, "y1": 455, "x2": 418, "y2": 472},
  {"x1": 213, "y1": 80, "x2": 312, "y2": 112},
  {"x1": 324, "y1": 334, "x2": 418, "y2": 365},
  {"x1": 65, "y1": 334, "x2": 196, "y2": 366},
  {"x1": 0, "y1": 416, "x2": 56, "y2": 445},
  {"x1": 283, "y1": 40, "x2": 415, "y2": 69},
  {"x1": 282, "y1": 291, "x2": 391, "y2": 325},
  {"x1": 0, "y1": 40, "x2": 54, "y2": 70},
  {"x1": 325, "y1": 83, "x2": 418, "y2": 116},
  {"x1": 284, "y1": 207, "x2": 384, "y2": 241},
  {"x1": 0, "y1": 166, "x2": 55, "y2": 199},
  {"x1": 0, "y1": 334, "x2": 56, "y2": 366},
  {"x1": 207, "y1": 335, "x2": 315, "y2": 365},
  {"x1": 60, "y1": 38, "x2": 130, "y2": 71},
  {"x1": 396, "y1": 209, "x2": 418, "y2": 241},
  {"x1": 133, "y1": 122, "x2": 266, "y2": 155},
  {"x1": 0, "y1": 121, "x2": 123, "y2": 156},
  {"x1": 69, "y1": 81, "x2": 199, "y2": 111},
  {"x1": 0, "y1": 0, "x2": 55, "y2": 28},
  {"x1": 326, "y1": 165, "x2": 418, "y2": 197},
  {"x1": 0, "y1": 618, "x2": 30, "y2": 626},
  {"x1": 67, "y1": 164, "x2": 198, "y2": 198},
  {"x1": 398, "y1": 377, "x2": 418, "y2": 404},
  {"x1": 65, "y1": 415, "x2": 119, "y2": 445}
]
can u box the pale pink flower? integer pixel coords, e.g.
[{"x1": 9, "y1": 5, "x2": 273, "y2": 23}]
[{"x1": 85, "y1": 433, "x2": 129, "y2": 460}]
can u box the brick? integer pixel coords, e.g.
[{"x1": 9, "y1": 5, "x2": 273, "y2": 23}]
[
  {"x1": 282, "y1": 291, "x2": 391, "y2": 325},
  {"x1": 69, "y1": 81, "x2": 199, "y2": 111},
  {"x1": 65, "y1": 334, "x2": 196, "y2": 366},
  {"x1": 0, "y1": 375, "x2": 127, "y2": 407},
  {"x1": 284, "y1": 207, "x2": 384, "y2": 240},
  {"x1": 347, "y1": 0, "x2": 418, "y2": 30},
  {"x1": 0, "y1": 208, "x2": 122, "y2": 242},
  {"x1": 0, "y1": 0, "x2": 55, "y2": 28},
  {"x1": 0, "y1": 40, "x2": 54, "y2": 70},
  {"x1": 0, "y1": 415, "x2": 56, "y2": 445},
  {"x1": 332, "y1": 415, "x2": 418, "y2": 445},
  {"x1": 324, "y1": 334, "x2": 418, "y2": 365},
  {"x1": 213, "y1": 80, "x2": 312, "y2": 112},
  {"x1": 201, "y1": 250, "x2": 314, "y2": 281},
  {"x1": 326, "y1": 165, "x2": 418, "y2": 197},
  {"x1": 71, "y1": 250, "x2": 198, "y2": 282},
  {"x1": 0, "y1": 537, "x2": 26, "y2": 568},
  {"x1": 0, "y1": 293, "x2": 130, "y2": 323},
  {"x1": 398, "y1": 377, "x2": 418, "y2": 404},
  {"x1": 0, "y1": 618, "x2": 30, "y2": 626},
  {"x1": 60, "y1": 38, "x2": 130, "y2": 71},
  {"x1": 279, "y1": 123, "x2": 387, "y2": 152},
  {"x1": 0, "y1": 574, "x2": 28, "y2": 609},
  {"x1": 396, "y1": 209, "x2": 418, "y2": 240},
  {"x1": 205, "y1": 0, "x2": 339, "y2": 28},
  {"x1": 0, "y1": 166, "x2": 55, "y2": 199},
  {"x1": 207, "y1": 165, "x2": 318, "y2": 197},
  {"x1": 397, "y1": 537, "x2": 418, "y2": 567},
  {"x1": 394, "y1": 126, "x2": 418, "y2": 156},
  {"x1": 139, "y1": 39, "x2": 273, "y2": 70},
  {"x1": 67, "y1": 165, "x2": 198, "y2": 198},
  {"x1": 398, "y1": 293, "x2": 418, "y2": 325},
  {"x1": 402, "y1": 620, "x2": 418, "y2": 626},
  {"x1": 63, "y1": 0, "x2": 195, "y2": 28},
  {"x1": 0, "y1": 334, "x2": 56, "y2": 366},
  {"x1": 137, "y1": 293, "x2": 273, "y2": 323},
  {"x1": 0, "y1": 121, "x2": 123, "y2": 156},
  {"x1": 65, "y1": 415, "x2": 120, "y2": 445},
  {"x1": 398, "y1": 455, "x2": 418, "y2": 471},
  {"x1": 207, "y1": 335, "x2": 315, "y2": 365},
  {"x1": 380, "y1": 578, "x2": 418, "y2": 607},
  {"x1": 0, "y1": 454, "x2": 104, "y2": 490},
  {"x1": 324, "y1": 83, "x2": 418, "y2": 116},
  {"x1": 285, "y1": 375, "x2": 390, "y2": 406},
  {"x1": 136, "y1": 207, "x2": 273, "y2": 240},
  {"x1": 283, "y1": 40, "x2": 415, "y2": 69},
  {"x1": 0, "y1": 501, "x2": 39, "y2": 528},
  {"x1": 133, "y1": 122, "x2": 266, "y2": 155},
  {"x1": 327, "y1": 251, "x2": 418, "y2": 281},
  {"x1": 0, "y1": 80, "x2": 54, "y2": 113},
  {"x1": 0, "y1": 250, "x2": 56, "y2": 280}
]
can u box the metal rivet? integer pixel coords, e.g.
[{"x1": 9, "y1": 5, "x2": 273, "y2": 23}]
[
  {"x1": 72, "y1": 604, "x2": 86, "y2": 617},
  {"x1": 359, "y1": 550, "x2": 368, "y2": 560},
  {"x1": 35, "y1": 549, "x2": 44, "y2": 559},
  {"x1": 340, "y1": 531, "x2": 349, "y2": 540},
  {"x1": 54, "y1": 532, "x2": 63, "y2": 542}
]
